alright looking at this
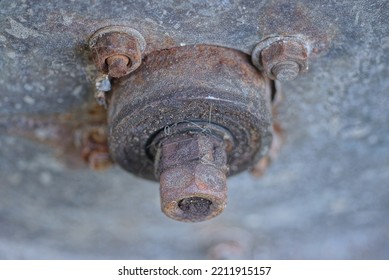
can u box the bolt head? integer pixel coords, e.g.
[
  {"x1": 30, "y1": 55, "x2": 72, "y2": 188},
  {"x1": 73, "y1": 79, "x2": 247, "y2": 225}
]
[
  {"x1": 157, "y1": 133, "x2": 228, "y2": 222},
  {"x1": 160, "y1": 162, "x2": 227, "y2": 222},
  {"x1": 252, "y1": 37, "x2": 308, "y2": 81},
  {"x1": 89, "y1": 29, "x2": 143, "y2": 78}
]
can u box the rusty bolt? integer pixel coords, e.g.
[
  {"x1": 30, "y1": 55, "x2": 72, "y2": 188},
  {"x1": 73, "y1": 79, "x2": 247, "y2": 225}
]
[
  {"x1": 252, "y1": 36, "x2": 309, "y2": 81},
  {"x1": 106, "y1": 55, "x2": 130, "y2": 78},
  {"x1": 89, "y1": 26, "x2": 146, "y2": 78},
  {"x1": 156, "y1": 133, "x2": 228, "y2": 222},
  {"x1": 81, "y1": 127, "x2": 112, "y2": 171},
  {"x1": 271, "y1": 61, "x2": 300, "y2": 81}
]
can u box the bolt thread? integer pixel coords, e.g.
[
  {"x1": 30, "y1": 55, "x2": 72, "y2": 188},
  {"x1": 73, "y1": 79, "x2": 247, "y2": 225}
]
[{"x1": 271, "y1": 61, "x2": 300, "y2": 81}]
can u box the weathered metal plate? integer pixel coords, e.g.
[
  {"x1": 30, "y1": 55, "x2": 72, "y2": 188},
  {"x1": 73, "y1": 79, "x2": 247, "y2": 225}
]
[{"x1": 0, "y1": 0, "x2": 388, "y2": 259}]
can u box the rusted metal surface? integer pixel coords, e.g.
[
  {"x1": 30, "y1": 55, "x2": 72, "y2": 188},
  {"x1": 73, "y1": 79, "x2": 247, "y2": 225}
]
[
  {"x1": 89, "y1": 26, "x2": 146, "y2": 78},
  {"x1": 106, "y1": 55, "x2": 130, "y2": 79},
  {"x1": 81, "y1": 126, "x2": 111, "y2": 170},
  {"x1": 0, "y1": 0, "x2": 388, "y2": 259},
  {"x1": 251, "y1": 82, "x2": 285, "y2": 177},
  {"x1": 0, "y1": 0, "x2": 338, "y2": 117},
  {"x1": 107, "y1": 44, "x2": 272, "y2": 221},
  {"x1": 0, "y1": 103, "x2": 111, "y2": 171},
  {"x1": 108, "y1": 45, "x2": 273, "y2": 181},
  {"x1": 252, "y1": 36, "x2": 309, "y2": 81},
  {"x1": 157, "y1": 132, "x2": 228, "y2": 222},
  {"x1": 257, "y1": 1, "x2": 336, "y2": 57}
]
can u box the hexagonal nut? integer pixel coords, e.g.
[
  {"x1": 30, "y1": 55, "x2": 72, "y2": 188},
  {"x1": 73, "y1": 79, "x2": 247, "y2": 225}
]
[
  {"x1": 160, "y1": 162, "x2": 227, "y2": 222},
  {"x1": 89, "y1": 26, "x2": 146, "y2": 78},
  {"x1": 157, "y1": 134, "x2": 227, "y2": 173},
  {"x1": 91, "y1": 32, "x2": 141, "y2": 77},
  {"x1": 261, "y1": 40, "x2": 308, "y2": 81}
]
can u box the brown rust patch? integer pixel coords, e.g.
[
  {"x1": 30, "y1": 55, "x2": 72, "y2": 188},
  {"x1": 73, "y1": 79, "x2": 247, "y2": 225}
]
[
  {"x1": 259, "y1": 0, "x2": 337, "y2": 57},
  {"x1": 3, "y1": 103, "x2": 112, "y2": 171},
  {"x1": 251, "y1": 82, "x2": 285, "y2": 177}
]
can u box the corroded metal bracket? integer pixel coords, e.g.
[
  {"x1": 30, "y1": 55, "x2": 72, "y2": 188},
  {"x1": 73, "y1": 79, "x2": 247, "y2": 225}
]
[{"x1": 107, "y1": 45, "x2": 273, "y2": 222}]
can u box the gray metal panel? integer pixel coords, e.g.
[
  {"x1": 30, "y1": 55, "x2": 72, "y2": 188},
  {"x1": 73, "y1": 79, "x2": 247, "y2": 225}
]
[{"x1": 0, "y1": 0, "x2": 388, "y2": 259}]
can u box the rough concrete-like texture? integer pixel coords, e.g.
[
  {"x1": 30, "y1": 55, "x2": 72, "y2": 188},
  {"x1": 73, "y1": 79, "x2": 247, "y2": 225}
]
[{"x1": 0, "y1": 0, "x2": 389, "y2": 259}]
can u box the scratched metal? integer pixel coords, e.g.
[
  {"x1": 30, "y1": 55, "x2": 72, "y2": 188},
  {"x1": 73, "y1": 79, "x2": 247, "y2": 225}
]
[{"x1": 0, "y1": 0, "x2": 389, "y2": 259}]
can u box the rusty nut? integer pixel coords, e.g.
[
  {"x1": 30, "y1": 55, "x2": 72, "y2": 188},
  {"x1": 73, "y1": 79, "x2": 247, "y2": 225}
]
[
  {"x1": 160, "y1": 162, "x2": 227, "y2": 222},
  {"x1": 252, "y1": 36, "x2": 308, "y2": 81},
  {"x1": 89, "y1": 26, "x2": 146, "y2": 78},
  {"x1": 156, "y1": 133, "x2": 228, "y2": 222},
  {"x1": 80, "y1": 127, "x2": 113, "y2": 170}
]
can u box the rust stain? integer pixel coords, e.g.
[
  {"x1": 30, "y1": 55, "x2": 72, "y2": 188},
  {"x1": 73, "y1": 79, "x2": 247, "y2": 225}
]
[
  {"x1": 251, "y1": 83, "x2": 285, "y2": 177},
  {"x1": 2, "y1": 103, "x2": 112, "y2": 171},
  {"x1": 259, "y1": 0, "x2": 337, "y2": 57}
]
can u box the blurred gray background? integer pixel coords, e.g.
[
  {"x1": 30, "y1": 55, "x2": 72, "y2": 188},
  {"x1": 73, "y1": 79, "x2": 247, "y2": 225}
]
[{"x1": 0, "y1": 0, "x2": 388, "y2": 259}]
